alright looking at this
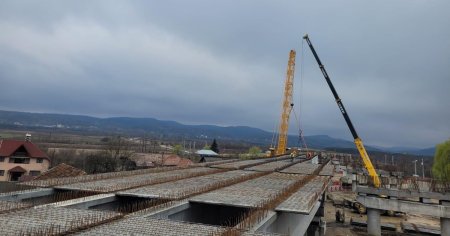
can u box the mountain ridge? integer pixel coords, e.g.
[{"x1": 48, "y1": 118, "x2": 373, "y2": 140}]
[{"x1": 0, "y1": 110, "x2": 435, "y2": 156}]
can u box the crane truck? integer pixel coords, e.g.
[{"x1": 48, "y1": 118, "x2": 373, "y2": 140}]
[{"x1": 302, "y1": 34, "x2": 381, "y2": 188}]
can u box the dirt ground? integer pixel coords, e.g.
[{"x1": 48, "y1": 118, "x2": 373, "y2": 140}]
[{"x1": 324, "y1": 192, "x2": 440, "y2": 235}]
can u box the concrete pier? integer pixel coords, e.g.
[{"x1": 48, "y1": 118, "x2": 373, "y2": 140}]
[
  {"x1": 441, "y1": 218, "x2": 450, "y2": 236},
  {"x1": 367, "y1": 208, "x2": 381, "y2": 236},
  {"x1": 351, "y1": 174, "x2": 357, "y2": 192},
  {"x1": 358, "y1": 187, "x2": 450, "y2": 236}
]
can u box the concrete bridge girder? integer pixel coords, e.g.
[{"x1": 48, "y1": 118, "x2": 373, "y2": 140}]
[{"x1": 357, "y1": 195, "x2": 450, "y2": 236}]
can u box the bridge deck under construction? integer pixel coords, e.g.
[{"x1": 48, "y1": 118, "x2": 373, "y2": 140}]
[
  {"x1": 0, "y1": 158, "x2": 331, "y2": 235},
  {"x1": 211, "y1": 159, "x2": 273, "y2": 170},
  {"x1": 56, "y1": 167, "x2": 218, "y2": 192},
  {"x1": 280, "y1": 162, "x2": 321, "y2": 175},
  {"x1": 117, "y1": 170, "x2": 258, "y2": 199},
  {"x1": 275, "y1": 175, "x2": 329, "y2": 213},
  {"x1": 190, "y1": 172, "x2": 306, "y2": 208},
  {"x1": 76, "y1": 216, "x2": 279, "y2": 236},
  {"x1": 0, "y1": 206, "x2": 121, "y2": 236},
  {"x1": 245, "y1": 159, "x2": 300, "y2": 172}
]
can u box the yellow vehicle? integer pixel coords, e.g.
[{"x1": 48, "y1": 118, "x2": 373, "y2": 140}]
[{"x1": 303, "y1": 34, "x2": 381, "y2": 188}]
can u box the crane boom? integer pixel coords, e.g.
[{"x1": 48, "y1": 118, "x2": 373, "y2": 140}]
[
  {"x1": 276, "y1": 50, "x2": 296, "y2": 156},
  {"x1": 303, "y1": 34, "x2": 380, "y2": 188}
]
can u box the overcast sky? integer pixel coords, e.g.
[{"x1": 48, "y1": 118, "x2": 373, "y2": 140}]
[{"x1": 0, "y1": 1, "x2": 449, "y2": 148}]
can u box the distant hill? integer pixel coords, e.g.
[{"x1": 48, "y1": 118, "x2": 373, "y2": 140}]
[
  {"x1": 414, "y1": 147, "x2": 435, "y2": 156},
  {"x1": 303, "y1": 135, "x2": 379, "y2": 151},
  {"x1": 0, "y1": 110, "x2": 434, "y2": 156},
  {"x1": 0, "y1": 110, "x2": 273, "y2": 143},
  {"x1": 372, "y1": 145, "x2": 436, "y2": 156}
]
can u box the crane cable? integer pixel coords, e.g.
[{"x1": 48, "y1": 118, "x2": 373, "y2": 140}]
[
  {"x1": 270, "y1": 120, "x2": 279, "y2": 149},
  {"x1": 298, "y1": 39, "x2": 309, "y2": 152}
]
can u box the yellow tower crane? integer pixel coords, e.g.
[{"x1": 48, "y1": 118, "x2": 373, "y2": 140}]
[{"x1": 270, "y1": 50, "x2": 296, "y2": 157}]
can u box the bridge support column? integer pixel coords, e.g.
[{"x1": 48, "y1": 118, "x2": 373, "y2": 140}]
[
  {"x1": 367, "y1": 208, "x2": 381, "y2": 236},
  {"x1": 441, "y1": 218, "x2": 450, "y2": 236},
  {"x1": 351, "y1": 174, "x2": 357, "y2": 192},
  {"x1": 441, "y1": 201, "x2": 450, "y2": 236}
]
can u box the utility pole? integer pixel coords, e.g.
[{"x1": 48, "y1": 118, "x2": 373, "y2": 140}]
[
  {"x1": 384, "y1": 154, "x2": 387, "y2": 165},
  {"x1": 391, "y1": 155, "x2": 394, "y2": 165},
  {"x1": 421, "y1": 158, "x2": 425, "y2": 178},
  {"x1": 413, "y1": 160, "x2": 419, "y2": 177}
]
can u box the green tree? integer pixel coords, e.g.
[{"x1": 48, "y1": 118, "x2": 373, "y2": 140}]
[
  {"x1": 85, "y1": 152, "x2": 117, "y2": 174},
  {"x1": 432, "y1": 139, "x2": 450, "y2": 181},
  {"x1": 210, "y1": 139, "x2": 219, "y2": 153},
  {"x1": 173, "y1": 144, "x2": 183, "y2": 156},
  {"x1": 100, "y1": 136, "x2": 136, "y2": 172},
  {"x1": 248, "y1": 146, "x2": 262, "y2": 157}
]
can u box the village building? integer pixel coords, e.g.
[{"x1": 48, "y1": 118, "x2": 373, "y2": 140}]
[
  {"x1": 196, "y1": 149, "x2": 220, "y2": 163},
  {"x1": 0, "y1": 135, "x2": 50, "y2": 181},
  {"x1": 34, "y1": 163, "x2": 86, "y2": 180}
]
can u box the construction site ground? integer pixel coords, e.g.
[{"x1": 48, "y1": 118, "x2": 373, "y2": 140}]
[{"x1": 324, "y1": 191, "x2": 440, "y2": 235}]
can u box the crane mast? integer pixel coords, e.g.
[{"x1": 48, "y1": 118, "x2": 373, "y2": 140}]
[
  {"x1": 303, "y1": 34, "x2": 381, "y2": 187},
  {"x1": 275, "y1": 50, "x2": 296, "y2": 156}
]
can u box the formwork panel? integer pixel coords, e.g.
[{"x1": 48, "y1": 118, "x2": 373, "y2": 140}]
[
  {"x1": 276, "y1": 176, "x2": 330, "y2": 214},
  {"x1": 57, "y1": 167, "x2": 217, "y2": 193},
  {"x1": 118, "y1": 170, "x2": 256, "y2": 199},
  {"x1": 190, "y1": 173, "x2": 305, "y2": 208},
  {"x1": 0, "y1": 207, "x2": 121, "y2": 235}
]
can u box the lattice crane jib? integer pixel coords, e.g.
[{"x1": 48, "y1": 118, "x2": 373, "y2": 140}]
[{"x1": 276, "y1": 50, "x2": 296, "y2": 156}]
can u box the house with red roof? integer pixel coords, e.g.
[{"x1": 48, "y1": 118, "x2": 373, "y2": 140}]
[{"x1": 0, "y1": 135, "x2": 50, "y2": 181}]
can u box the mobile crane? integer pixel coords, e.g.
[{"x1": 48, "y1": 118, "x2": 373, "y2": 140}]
[
  {"x1": 269, "y1": 50, "x2": 296, "y2": 157},
  {"x1": 303, "y1": 34, "x2": 381, "y2": 188}
]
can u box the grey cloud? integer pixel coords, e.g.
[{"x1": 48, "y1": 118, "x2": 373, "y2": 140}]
[{"x1": 0, "y1": 0, "x2": 449, "y2": 148}]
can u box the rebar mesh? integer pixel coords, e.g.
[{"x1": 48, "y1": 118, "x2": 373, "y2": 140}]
[
  {"x1": 57, "y1": 167, "x2": 220, "y2": 193},
  {"x1": 0, "y1": 207, "x2": 122, "y2": 236},
  {"x1": 23, "y1": 166, "x2": 184, "y2": 187}
]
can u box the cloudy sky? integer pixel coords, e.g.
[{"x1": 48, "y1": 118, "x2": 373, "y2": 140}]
[{"x1": 0, "y1": 1, "x2": 449, "y2": 148}]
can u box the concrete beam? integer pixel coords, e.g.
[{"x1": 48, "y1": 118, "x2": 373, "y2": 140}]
[
  {"x1": 356, "y1": 186, "x2": 450, "y2": 201},
  {"x1": 247, "y1": 210, "x2": 277, "y2": 233},
  {"x1": 35, "y1": 193, "x2": 116, "y2": 209},
  {"x1": 255, "y1": 201, "x2": 321, "y2": 236},
  {"x1": 142, "y1": 201, "x2": 190, "y2": 219},
  {"x1": 0, "y1": 188, "x2": 54, "y2": 201},
  {"x1": 357, "y1": 195, "x2": 450, "y2": 218}
]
